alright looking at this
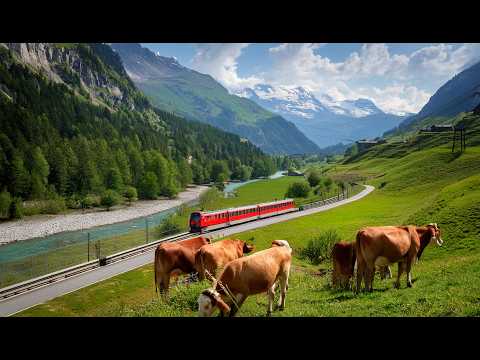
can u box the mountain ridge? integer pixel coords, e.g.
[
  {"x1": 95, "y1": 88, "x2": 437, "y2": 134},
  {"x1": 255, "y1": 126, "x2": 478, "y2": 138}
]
[
  {"x1": 110, "y1": 43, "x2": 320, "y2": 155},
  {"x1": 237, "y1": 84, "x2": 409, "y2": 147}
]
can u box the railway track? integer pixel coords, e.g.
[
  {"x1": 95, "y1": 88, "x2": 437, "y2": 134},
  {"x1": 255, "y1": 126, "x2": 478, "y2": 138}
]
[{"x1": 0, "y1": 231, "x2": 192, "y2": 302}]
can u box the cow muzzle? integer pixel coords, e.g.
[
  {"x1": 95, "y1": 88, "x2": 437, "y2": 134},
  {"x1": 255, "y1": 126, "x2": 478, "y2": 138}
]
[{"x1": 432, "y1": 236, "x2": 443, "y2": 246}]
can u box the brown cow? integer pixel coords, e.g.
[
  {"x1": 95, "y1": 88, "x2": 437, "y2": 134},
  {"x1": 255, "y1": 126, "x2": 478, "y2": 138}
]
[
  {"x1": 331, "y1": 241, "x2": 391, "y2": 289},
  {"x1": 197, "y1": 240, "x2": 292, "y2": 317},
  {"x1": 194, "y1": 238, "x2": 254, "y2": 281},
  {"x1": 154, "y1": 236, "x2": 210, "y2": 297},
  {"x1": 355, "y1": 223, "x2": 443, "y2": 292}
]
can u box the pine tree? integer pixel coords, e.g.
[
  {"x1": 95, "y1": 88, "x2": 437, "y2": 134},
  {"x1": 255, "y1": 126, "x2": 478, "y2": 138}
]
[
  {"x1": 138, "y1": 171, "x2": 158, "y2": 199},
  {"x1": 10, "y1": 153, "x2": 30, "y2": 198}
]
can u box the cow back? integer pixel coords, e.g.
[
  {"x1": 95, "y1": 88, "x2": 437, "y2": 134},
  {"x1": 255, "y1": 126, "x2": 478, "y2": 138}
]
[
  {"x1": 356, "y1": 226, "x2": 418, "y2": 264},
  {"x1": 218, "y1": 246, "x2": 291, "y2": 296}
]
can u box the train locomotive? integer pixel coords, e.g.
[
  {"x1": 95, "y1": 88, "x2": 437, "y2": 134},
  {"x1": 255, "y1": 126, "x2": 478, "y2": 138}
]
[{"x1": 189, "y1": 199, "x2": 297, "y2": 233}]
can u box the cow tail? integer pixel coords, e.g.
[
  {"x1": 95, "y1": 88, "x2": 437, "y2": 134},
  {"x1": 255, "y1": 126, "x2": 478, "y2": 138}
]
[
  {"x1": 154, "y1": 246, "x2": 160, "y2": 294},
  {"x1": 351, "y1": 239, "x2": 357, "y2": 275}
]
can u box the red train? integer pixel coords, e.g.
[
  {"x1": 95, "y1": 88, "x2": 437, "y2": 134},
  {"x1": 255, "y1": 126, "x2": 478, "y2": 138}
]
[{"x1": 189, "y1": 199, "x2": 297, "y2": 233}]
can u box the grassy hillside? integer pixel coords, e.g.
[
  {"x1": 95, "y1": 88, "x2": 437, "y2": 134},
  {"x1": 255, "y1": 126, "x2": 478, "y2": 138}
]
[{"x1": 18, "y1": 114, "x2": 480, "y2": 316}]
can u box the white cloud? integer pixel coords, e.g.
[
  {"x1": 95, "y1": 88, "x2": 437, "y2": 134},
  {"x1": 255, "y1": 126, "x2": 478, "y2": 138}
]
[
  {"x1": 191, "y1": 43, "x2": 262, "y2": 91},
  {"x1": 359, "y1": 85, "x2": 432, "y2": 115},
  {"x1": 188, "y1": 43, "x2": 480, "y2": 115}
]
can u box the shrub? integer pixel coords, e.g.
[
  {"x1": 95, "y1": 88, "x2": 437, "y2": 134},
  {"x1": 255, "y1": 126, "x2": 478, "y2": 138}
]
[
  {"x1": 80, "y1": 195, "x2": 97, "y2": 210},
  {"x1": 65, "y1": 195, "x2": 81, "y2": 209},
  {"x1": 299, "y1": 230, "x2": 341, "y2": 265},
  {"x1": 41, "y1": 196, "x2": 67, "y2": 214},
  {"x1": 100, "y1": 190, "x2": 120, "y2": 211},
  {"x1": 0, "y1": 189, "x2": 12, "y2": 219},
  {"x1": 156, "y1": 214, "x2": 181, "y2": 237},
  {"x1": 286, "y1": 181, "x2": 311, "y2": 198},
  {"x1": 9, "y1": 197, "x2": 24, "y2": 219},
  {"x1": 199, "y1": 187, "x2": 221, "y2": 210},
  {"x1": 307, "y1": 170, "x2": 322, "y2": 187},
  {"x1": 124, "y1": 186, "x2": 138, "y2": 204}
]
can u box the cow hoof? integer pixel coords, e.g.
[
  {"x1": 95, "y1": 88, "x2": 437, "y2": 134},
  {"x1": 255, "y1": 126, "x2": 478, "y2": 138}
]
[
  {"x1": 266, "y1": 311, "x2": 272, "y2": 317},
  {"x1": 407, "y1": 282, "x2": 413, "y2": 288},
  {"x1": 394, "y1": 282, "x2": 400, "y2": 289}
]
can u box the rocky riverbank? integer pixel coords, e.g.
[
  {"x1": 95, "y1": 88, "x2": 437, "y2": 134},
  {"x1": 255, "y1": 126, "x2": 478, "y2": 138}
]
[{"x1": 0, "y1": 185, "x2": 209, "y2": 245}]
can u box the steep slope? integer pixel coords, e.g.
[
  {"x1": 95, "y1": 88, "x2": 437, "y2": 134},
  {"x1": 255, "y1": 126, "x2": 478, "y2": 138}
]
[
  {"x1": 0, "y1": 43, "x2": 273, "y2": 202},
  {"x1": 110, "y1": 43, "x2": 320, "y2": 155},
  {"x1": 391, "y1": 60, "x2": 480, "y2": 134},
  {"x1": 238, "y1": 84, "x2": 407, "y2": 148}
]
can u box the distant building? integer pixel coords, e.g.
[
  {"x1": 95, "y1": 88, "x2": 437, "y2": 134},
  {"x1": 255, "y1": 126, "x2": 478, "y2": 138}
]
[
  {"x1": 240, "y1": 138, "x2": 249, "y2": 143},
  {"x1": 356, "y1": 139, "x2": 386, "y2": 152},
  {"x1": 419, "y1": 124, "x2": 454, "y2": 133},
  {"x1": 187, "y1": 155, "x2": 193, "y2": 164},
  {"x1": 287, "y1": 170, "x2": 304, "y2": 176}
]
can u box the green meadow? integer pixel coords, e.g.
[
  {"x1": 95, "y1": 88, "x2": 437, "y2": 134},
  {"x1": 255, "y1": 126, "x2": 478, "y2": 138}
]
[{"x1": 17, "y1": 113, "x2": 480, "y2": 317}]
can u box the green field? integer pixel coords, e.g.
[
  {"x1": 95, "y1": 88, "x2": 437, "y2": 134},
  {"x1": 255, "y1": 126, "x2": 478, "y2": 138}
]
[{"x1": 17, "y1": 113, "x2": 480, "y2": 316}]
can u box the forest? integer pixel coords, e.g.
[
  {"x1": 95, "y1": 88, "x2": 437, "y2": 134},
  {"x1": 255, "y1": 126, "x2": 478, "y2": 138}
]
[{"x1": 0, "y1": 45, "x2": 280, "y2": 219}]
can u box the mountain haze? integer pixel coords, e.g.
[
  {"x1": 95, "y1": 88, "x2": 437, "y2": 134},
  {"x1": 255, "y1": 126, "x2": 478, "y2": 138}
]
[{"x1": 110, "y1": 43, "x2": 320, "y2": 155}]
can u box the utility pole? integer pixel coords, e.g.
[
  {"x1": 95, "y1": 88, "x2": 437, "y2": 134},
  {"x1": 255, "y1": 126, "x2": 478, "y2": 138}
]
[
  {"x1": 146, "y1": 218, "x2": 149, "y2": 244},
  {"x1": 87, "y1": 232, "x2": 90, "y2": 262}
]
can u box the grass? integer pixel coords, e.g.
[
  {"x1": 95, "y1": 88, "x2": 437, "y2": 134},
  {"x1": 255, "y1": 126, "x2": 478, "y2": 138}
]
[{"x1": 17, "y1": 114, "x2": 480, "y2": 316}]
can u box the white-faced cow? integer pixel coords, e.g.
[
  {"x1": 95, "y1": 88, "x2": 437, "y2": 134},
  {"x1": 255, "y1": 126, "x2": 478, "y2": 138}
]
[
  {"x1": 197, "y1": 240, "x2": 292, "y2": 317},
  {"x1": 355, "y1": 223, "x2": 443, "y2": 292},
  {"x1": 194, "y1": 238, "x2": 254, "y2": 281}
]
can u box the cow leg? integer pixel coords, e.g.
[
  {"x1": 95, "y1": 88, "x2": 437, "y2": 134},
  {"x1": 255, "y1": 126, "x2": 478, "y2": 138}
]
[
  {"x1": 277, "y1": 271, "x2": 289, "y2": 311},
  {"x1": 267, "y1": 285, "x2": 275, "y2": 316},
  {"x1": 395, "y1": 262, "x2": 405, "y2": 289},
  {"x1": 229, "y1": 294, "x2": 245, "y2": 317},
  {"x1": 386, "y1": 266, "x2": 392, "y2": 279},
  {"x1": 365, "y1": 264, "x2": 375, "y2": 292},
  {"x1": 405, "y1": 259, "x2": 413, "y2": 288},
  {"x1": 356, "y1": 260, "x2": 365, "y2": 293},
  {"x1": 159, "y1": 273, "x2": 171, "y2": 298}
]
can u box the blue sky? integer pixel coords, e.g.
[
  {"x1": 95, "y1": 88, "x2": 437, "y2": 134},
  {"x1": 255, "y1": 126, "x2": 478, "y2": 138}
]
[{"x1": 142, "y1": 43, "x2": 480, "y2": 115}]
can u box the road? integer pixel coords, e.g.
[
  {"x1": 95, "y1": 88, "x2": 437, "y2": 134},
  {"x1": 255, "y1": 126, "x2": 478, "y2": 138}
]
[{"x1": 0, "y1": 185, "x2": 374, "y2": 317}]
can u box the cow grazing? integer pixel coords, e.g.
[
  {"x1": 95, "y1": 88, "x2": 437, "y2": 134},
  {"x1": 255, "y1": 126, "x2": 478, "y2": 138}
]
[
  {"x1": 197, "y1": 240, "x2": 292, "y2": 317},
  {"x1": 154, "y1": 236, "x2": 210, "y2": 297},
  {"x1": 355, "y1": 223, "x2": 443, "y2": 292},
  {"x1": 331, "y1": 241, "x2": 391, "y2": 289},
  {"x1": 195, "y1": 238, "x2": 254, "y2": 281}
]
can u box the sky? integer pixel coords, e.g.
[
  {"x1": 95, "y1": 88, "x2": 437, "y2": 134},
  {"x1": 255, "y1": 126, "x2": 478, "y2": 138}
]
[{"x1": 142, "y1": 43, "x2": 480, "y2": 115}]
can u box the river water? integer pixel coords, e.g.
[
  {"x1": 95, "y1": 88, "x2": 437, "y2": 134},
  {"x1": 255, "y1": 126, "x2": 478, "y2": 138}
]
[{"x1": 223, "y1": 170, "x2": 285, "y2": 195}]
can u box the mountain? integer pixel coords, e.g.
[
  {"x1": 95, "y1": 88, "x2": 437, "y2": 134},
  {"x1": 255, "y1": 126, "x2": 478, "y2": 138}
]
[
  {"x1": 392, "y1": 60, "x2": 480, "y2": 133},
  {"x1": 0, "y1": 43, "x2": 275, "y2": 203},
  {"x1": 109, "y1": 43, "x2": 320, "y2": 155},
  {"x1": 237, "y1": 84, "x2": 408, "y2": 148}
]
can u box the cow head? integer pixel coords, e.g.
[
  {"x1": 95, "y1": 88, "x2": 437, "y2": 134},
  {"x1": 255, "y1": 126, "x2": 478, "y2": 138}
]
[
  {"x1": 242, "y1": 242, "x2": 254, "y2": 254},
  {"x1": 427, "y1": 223, "x2": 443, "y2": 246},
  {"x1": 198, "y1": 289, "x2": 230, "y2": 317}
]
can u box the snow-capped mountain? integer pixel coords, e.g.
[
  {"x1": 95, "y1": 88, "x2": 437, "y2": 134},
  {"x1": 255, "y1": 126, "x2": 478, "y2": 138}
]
[{"x1": 237, "y1": 84, "x2": 410, "y2": 148}]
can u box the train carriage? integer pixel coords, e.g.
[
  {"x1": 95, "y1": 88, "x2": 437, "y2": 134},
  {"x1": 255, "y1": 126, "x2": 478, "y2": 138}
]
[{"x1": 189, "y1": 198, "x2": 297, "y2": 233}]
